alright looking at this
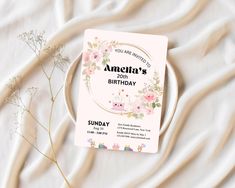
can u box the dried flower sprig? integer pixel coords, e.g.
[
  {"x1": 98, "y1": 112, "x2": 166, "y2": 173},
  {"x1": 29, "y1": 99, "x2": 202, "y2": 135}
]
[
  {"x1": 18, "y1": 30, "x2": 46, "y2": 56},
  {"x1": 6, "y1": 30, "x2": 72, "y2": 187},
  {"x1": 45, "y1": 45, "x2": 70, "y2": 73}
]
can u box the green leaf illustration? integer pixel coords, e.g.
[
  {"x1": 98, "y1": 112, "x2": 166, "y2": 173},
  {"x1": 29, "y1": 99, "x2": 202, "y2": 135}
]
[{"x1": 156, "y1": 103, "x2": 161, "y2": 107}]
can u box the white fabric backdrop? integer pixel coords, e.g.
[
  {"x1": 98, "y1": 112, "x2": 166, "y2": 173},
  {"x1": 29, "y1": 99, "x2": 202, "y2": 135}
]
[{"x1": 0, "y1": 0, "x2": 235, "y2": 188}]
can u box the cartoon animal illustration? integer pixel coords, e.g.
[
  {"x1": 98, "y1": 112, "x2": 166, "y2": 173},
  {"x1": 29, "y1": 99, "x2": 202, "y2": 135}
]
[
  {"x1": 98, "y1": 143, "x2": 107, "y2": 149},
  {"x1": 124, "y1": 145, "x2": 133, "y2": 151},
  {"x1": 112, "y1": 143, "x2": 120, "y2": 150},
  {"x1": 111, "y1": 89, "x2": 129, "y2": 111},
  {"x1": 88, "y1": 138, "x2": 95, "y2": 148},
  {"x1": 112, "y1": 102, "x2": 125, "y2": 111},
  {"x1": 137, "y1": 143, "x2": 146, "y2": 152}
]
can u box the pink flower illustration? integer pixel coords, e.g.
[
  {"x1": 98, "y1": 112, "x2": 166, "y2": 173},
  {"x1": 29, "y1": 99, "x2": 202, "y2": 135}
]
[
  {"x1": 101, "y1": 44, "x2": 112, "y2": 54},
  {"x1": 132, "y1": 100, "x2": 143, "y2": 114},
  {"x1": 84, "y1": 66, "x2": 95, "y2": 76},
  {"x1": 82, "y1": 51, "x2": 90, "y2": 63},
  {"x1": 90, "y1": 51, "x2": 101, "y2": 62},
  {"x1": 82, "y1": 37, "x2": 119, "y2": 89},
  {"x1": 145, "y1": 107, "x2": 154, "y2": 115},
  {"x1": 144, "y1": 91, "x2": 156, "y2": 102}
]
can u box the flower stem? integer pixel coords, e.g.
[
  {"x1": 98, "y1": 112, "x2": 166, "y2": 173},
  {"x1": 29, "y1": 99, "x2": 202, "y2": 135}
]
[
  {"x1": 54, "y1": 160, "x2": 72, "y2": 188},
  {"x1": 47, "y1": 76, "x2": 71, "y2": 187}
]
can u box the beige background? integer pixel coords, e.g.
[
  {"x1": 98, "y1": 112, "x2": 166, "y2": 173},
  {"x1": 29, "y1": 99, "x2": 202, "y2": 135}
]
[{"x1": 0, "y1": 0, "x2": 235, "y2": 188}]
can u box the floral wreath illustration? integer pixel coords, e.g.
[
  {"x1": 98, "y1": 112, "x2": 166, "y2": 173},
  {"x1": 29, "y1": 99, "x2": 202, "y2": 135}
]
[{"x1": 82, "y1": 37, "x2": 163, "y2": 119}]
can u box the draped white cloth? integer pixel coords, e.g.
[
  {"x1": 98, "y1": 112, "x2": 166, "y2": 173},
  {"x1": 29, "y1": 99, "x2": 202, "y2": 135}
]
[{"x1": 0, "y1": 0, "x2": 235, "y2": 188}]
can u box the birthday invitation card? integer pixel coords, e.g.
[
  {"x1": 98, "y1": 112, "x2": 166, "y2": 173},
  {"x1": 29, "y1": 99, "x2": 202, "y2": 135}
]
[{"x1": 75, "y1": 29, "x2": 168, "y2": 153}]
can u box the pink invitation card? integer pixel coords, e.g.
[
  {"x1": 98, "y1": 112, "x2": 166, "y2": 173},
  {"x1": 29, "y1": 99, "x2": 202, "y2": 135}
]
[{"x1": 75, "y1": 29, "x2": 168, "y2": 153}]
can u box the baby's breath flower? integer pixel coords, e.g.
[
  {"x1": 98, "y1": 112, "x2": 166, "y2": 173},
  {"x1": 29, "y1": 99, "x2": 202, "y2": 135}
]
[{"x1": 18, "y1": 30, "x2": 46, "y2": 56}]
